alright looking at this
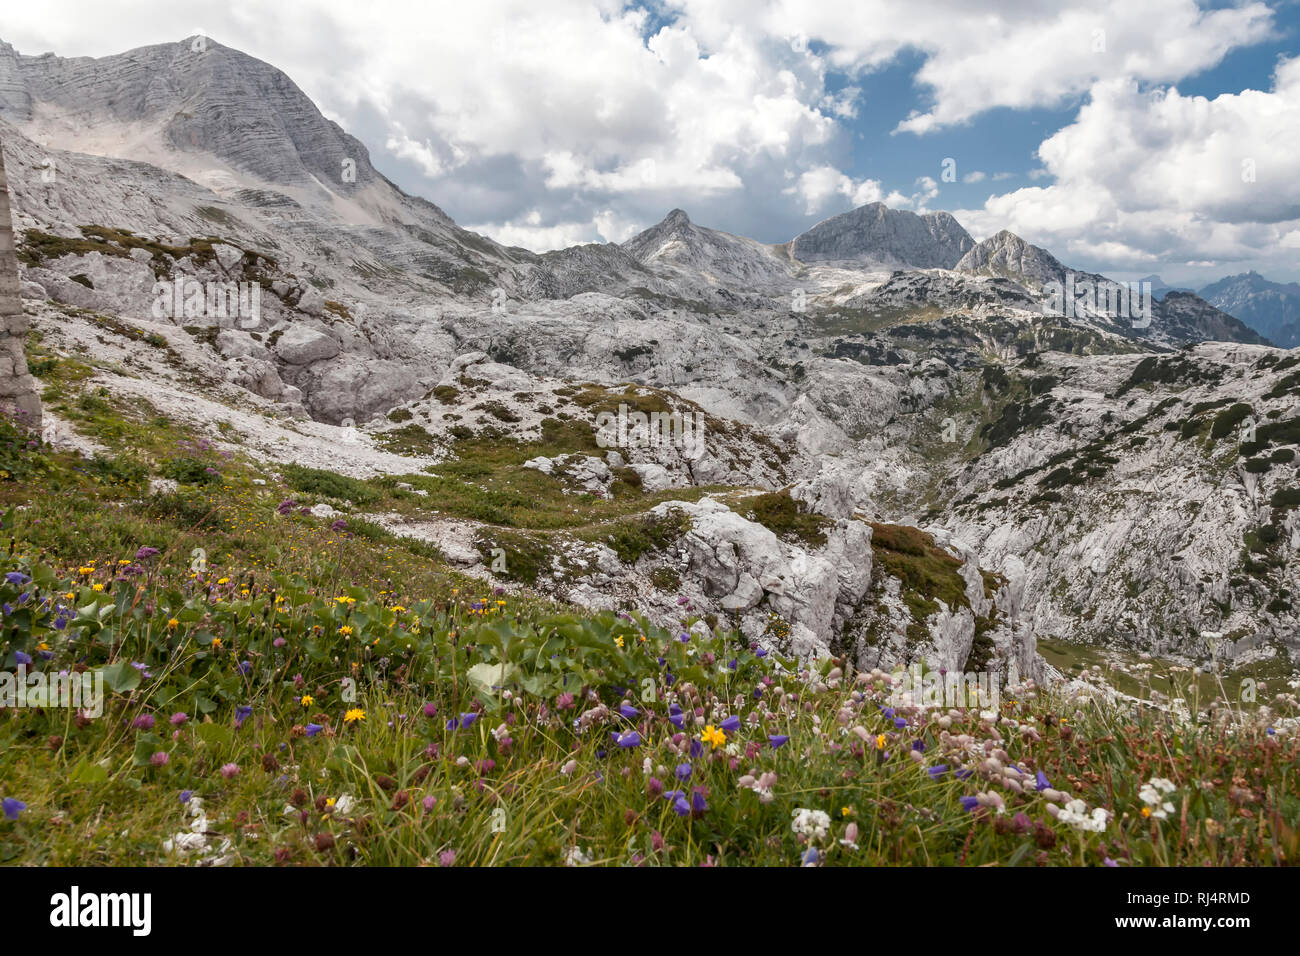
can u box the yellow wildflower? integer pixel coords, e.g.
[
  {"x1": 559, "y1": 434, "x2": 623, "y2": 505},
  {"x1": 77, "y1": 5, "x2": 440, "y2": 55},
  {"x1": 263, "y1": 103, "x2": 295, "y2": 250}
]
[
  {"x1": 344, "y1": 708, "x2": 365, "y2": 725},
  {"x1": 701, "y1": 725, "x2": 726, "y2": 749}
]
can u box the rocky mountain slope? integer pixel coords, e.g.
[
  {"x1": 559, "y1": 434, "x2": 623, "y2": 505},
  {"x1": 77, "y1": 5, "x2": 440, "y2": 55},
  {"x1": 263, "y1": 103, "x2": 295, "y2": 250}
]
[
  {"x1": 0, "y1": 33, "x2": 1294, "y2": 691},
  {"x1": 1200, "y1": 271, "x2": 1300, "y2": 348}
]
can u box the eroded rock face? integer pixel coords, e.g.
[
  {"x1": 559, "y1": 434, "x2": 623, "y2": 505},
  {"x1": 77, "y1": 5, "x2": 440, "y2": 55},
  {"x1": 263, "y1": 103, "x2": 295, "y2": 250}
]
[{"x1": 0, "y1": 138, "x2": 40, "y2": 428}]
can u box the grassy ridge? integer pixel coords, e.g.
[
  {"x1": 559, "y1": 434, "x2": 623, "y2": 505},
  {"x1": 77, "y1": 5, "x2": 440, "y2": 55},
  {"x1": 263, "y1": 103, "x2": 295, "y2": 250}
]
[{"x1": 0, "y1": 367, "x2": 1297, "y2": 866}]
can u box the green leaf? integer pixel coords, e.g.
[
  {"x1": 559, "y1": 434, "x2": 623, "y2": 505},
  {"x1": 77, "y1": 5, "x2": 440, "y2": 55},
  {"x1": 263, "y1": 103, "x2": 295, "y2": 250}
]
[
  {"x1": 99, "y1": 660, "x2": 141, "y2": 694},
  {"x1": 68, "y1": 758, "x2": 109, "y2": 785},
  {"x1": 132, "y1": 732, "x2": 164, "y2": 767},
  {"x1": 467, "y1": 661, "x2": 516, "y2": 696},
  {"x1": 195, "y1": 723, "x2": 232, "y2": 749}
]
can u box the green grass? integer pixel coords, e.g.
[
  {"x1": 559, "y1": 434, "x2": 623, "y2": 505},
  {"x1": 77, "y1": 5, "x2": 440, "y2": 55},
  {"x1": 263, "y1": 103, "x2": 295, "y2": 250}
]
[
  {"x1": 742, "y1": 490, "x2": 829, "y2": 547},
  {"x1": 0, "y1": 351, "x2": 1297, "y2": 867}
]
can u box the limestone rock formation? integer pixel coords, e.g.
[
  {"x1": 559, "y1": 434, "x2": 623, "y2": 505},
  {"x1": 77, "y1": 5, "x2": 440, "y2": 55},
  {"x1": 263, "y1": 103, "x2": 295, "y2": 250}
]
[{"x1": 0, "y1": 135, "x2": 40, "y2": 429}]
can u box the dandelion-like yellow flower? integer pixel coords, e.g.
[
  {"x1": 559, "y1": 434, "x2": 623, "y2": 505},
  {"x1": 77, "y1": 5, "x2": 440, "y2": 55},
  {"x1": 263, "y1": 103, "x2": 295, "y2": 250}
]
[
  {"x1": 217, "y1": 577, "x2": 229, "y2": 585},
  {"x1": 77, "y1": 566, "x2": 95, "y2": 575},
  {"x1": 338, "y1": 625, "x2": 353, "y2": 636},
  {"x1": 875, "y1": 734, "x2": 886, "y2": 750},
  {"x1": 211, "y1": 637, "x2": 222, "y2": 649},
  {"x1": 701, "y1": 725, "x2": 726, "y2": 749},
  {"x1": 335, "y1": 595, "x2": 356, "y2": 605},
  {"x1": 1141, "y1": 806, "x2": 1152, "y2": 818},
  {"x1": 301, "y1": 694, "x2": 314, "y2": 707},
  {"x1": 344, "y1": 708, "x2": 365, "y2": 724},
  {"x1": 167, "y1": 618, "x2": 179, "y2": 630},
  {"x1": 841, "y1": 806, "x2": 852, "y2": 818},
  {"x1": 91, "y1": 583, "x2": 104, "y2": 592}
]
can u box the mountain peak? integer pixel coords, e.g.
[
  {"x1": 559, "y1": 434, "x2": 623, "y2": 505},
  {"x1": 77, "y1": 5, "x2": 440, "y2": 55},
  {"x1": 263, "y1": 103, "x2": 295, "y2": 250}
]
[
  {"x1": 956, "y1": 230, "x2": 1066, "y2": 288},
  {"x1": 788, "y1": 201, "x2": 974, "y2": 269},
  {"x1": 663, "y1": 208, "x2": 690, "y2": 227},
  {"x1": 0, "y1": 35, "x2": 381, "y2": 194}
]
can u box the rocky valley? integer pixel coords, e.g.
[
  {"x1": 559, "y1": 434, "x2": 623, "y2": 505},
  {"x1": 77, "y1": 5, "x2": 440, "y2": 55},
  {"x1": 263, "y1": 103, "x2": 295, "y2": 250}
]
[{"x1": 0, "y1": 33, "x2": 1296, "y2": 699}]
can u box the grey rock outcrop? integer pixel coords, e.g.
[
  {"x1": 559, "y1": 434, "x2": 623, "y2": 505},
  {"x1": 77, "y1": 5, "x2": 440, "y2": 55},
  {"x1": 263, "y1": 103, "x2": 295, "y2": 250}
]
[{"x1": 0, "y1": 136, "x2": 40, "y2": 428}]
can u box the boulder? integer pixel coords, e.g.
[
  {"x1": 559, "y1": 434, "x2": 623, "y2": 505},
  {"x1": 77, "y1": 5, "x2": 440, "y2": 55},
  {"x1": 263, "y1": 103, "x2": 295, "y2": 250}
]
[{"x1": 275, "y1": 324, "x2": 340, "y2": 365}]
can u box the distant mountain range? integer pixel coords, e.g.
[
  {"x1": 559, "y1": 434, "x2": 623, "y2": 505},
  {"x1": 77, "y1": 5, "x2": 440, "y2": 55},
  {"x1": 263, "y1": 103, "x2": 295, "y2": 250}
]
[{"x1": 1198, "y1": 272, "x2": 1300, "y2": 348}]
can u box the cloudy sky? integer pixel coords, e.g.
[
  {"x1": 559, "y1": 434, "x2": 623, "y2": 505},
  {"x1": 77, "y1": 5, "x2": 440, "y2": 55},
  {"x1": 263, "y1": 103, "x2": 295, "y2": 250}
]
[{"x1": 3, "y1": 0, "x2": 1299, "y2": 283}]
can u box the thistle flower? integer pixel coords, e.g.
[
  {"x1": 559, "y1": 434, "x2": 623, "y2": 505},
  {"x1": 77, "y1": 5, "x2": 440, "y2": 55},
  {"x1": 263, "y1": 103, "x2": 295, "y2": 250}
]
[{"x1": 132, "y1": 714, "x2": 155, "y2": 731}]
